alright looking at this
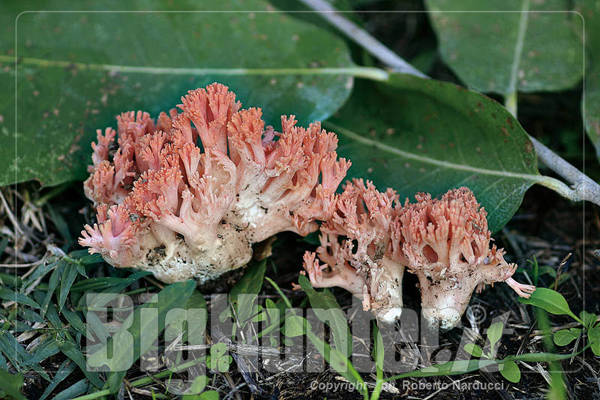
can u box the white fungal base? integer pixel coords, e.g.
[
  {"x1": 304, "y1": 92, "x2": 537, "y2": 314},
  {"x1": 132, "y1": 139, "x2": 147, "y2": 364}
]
[{"x1": 105, "y1": 227, "x2": 254, "y2": 284}]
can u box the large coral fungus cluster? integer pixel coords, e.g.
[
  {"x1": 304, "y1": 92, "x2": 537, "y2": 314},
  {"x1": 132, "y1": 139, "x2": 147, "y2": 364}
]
[
  {"x1": 79, "y1": 83, "x2": 350, "y2": 283},
  {"x1": 80, "y1": 82, "x2": 534, "y2": 329},
  {"x1": 303, "y1": 183, "x2": 535, "y2": 329}
]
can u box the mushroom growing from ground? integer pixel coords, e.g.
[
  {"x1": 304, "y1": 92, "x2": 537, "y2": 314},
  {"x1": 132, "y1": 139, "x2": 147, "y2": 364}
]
[
  {"x1": 80, "y1": 83, "x2": 350, "y2": 283},
  {"x1": 400, "y1": 187, "x2": 535, "y2": 329},
  {"x1": 302, "y1": 179, "x2": 407, "y2": 322},
  {"x1": 303, "y1": 184, "x2": 535, "y2": 329}
]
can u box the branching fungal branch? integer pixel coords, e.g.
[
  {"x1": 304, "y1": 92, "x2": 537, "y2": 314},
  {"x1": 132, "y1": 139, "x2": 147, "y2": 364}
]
[
  {"x1": 303, "y1": 179, "x2": 406, "y2": 322},
  {"x1": 80, "y1": 83, "x2": 350, "y2": 283}
]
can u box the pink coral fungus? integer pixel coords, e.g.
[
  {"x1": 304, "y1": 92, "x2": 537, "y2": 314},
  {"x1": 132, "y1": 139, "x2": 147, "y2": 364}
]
[
  {"x1": 400, "y1": 187, "x2": 535, "y2": 329},
  {"x1": 303, "y1": 185, "x2": 535, "y2": 329},
  {"x1": 80, "y1": 83, "x2": 350, "y2": 283},
  {"x1": 302, "y1": 179, "x2": 406, "y2": 322}
]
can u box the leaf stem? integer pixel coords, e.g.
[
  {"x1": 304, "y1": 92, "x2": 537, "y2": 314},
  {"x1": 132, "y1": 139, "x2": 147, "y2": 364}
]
[
  {"x1": 303, "y1": 0, "x2": 600, "y2": 207},
  {"x1": 506, "y1": 0, "x2": 530, "y2": 105},
  {"x1": 536, "y1": 176, "x2": 588, "y2": 203},
  {"x1": 505, "y1": 91, "x2": 518, "y2": 117},
  {"x1": 530, "y1": 135, "x2": 600, "y2": 204}
]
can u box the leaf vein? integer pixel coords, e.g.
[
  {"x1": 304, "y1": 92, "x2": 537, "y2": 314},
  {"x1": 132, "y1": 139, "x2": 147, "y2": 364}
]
[{"x1": 329, "y1": 122, "x2": 543, "y2": 183}]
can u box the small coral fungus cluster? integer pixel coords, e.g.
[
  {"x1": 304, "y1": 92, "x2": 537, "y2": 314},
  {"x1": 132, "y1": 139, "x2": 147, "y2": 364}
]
[
  {"x1": 80, "y1": 83, "x2": 349, "y2": 283},
  {"x1": 80, "y1": 82, "x2": 534, "y2": 329},
  {"x1": 303, "y1": 181, "x2": 535, "y2": 329}
]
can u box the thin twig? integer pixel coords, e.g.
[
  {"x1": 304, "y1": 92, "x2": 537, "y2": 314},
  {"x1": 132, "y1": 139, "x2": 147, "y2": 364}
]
[
  {"x1": 0, "y1": 258, "x2": 46, "y2": 268},
  {"x1": 300, "y1": 0, "x2": 600, "y2": 206},
  {"x1": 298, "y1": 0, "x2": 426, "y2": 77},
  {"x1": 172, "y1": 343, "x2": 283, "y2": 357}
]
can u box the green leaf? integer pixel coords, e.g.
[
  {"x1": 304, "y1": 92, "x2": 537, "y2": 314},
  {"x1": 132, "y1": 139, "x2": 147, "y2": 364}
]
[
  {"x1": 0, "y1": 0, "x2": 354, "y2": 186},
  {"x1": 499, "y1": 351, "x2": 580, "y2": 364},
  {"x1": 499, "y1": 360, "x2": 521, "y2": 383},
  {"x1": 229, "y1": 260, "x2": 266, "y2": 324},
  {"x1": 576, "y1": 0, "x2": 600, "y2": 160},
  {"x1": 0, "y1": 331, "x2": 28, "y2": 370},
  {"x1": 386, "y1": 359, "x2": 498, "y2": 382},
  {"x1": 426, "y1": 0, "x2": 583, "y2": 95},
  {"x1": 22, "y1": 260, "x2": 59, "y2": 292},
  {"x1": 229, "y1": 260, "x2": 266, "y2": 299},
  {"x1": 210, "y1": 342, "x2": 227, "y2": 359},
  {"x1": 580, "y1": 310, "x2": 599, "y2": 329},
  {"x1": 251, "y1": 304, "x2": 266, "y2": 322},
  {"x1": 218, "y1": 356, "x2": 232, "y2": 373},
  {"x1": 69, "y1": 271, "x2": 151, "y2": 292},
  {"x1": 298, "y1": 274, "x2": 352, "y2": 356},
  {"x1": 265, "y1": 298, "x2": 278, "y2": 320},
  {"x1": 87, "y1": 280, "x2": 196, "y2": 393},
  {"x1": 283, "y1": 315, "x2": 309, "y2": 337},
  {"x1": 538, "y1": 265, "x2": 557, "y2": 278},
  {"x1": 41, "y1": 261, "x2": 66, "y2": 316},
  {"x1": 82, "y1": 308, "x2": 110, "y2": 346},
  {"x1": 373, "y1": 325, "x2": 384, "y2": 377},
  {"x1": 199, "y1": 390, "x2": 220, "y2": 400},
  {"x1": 518, "y1": 287, "x2": 578, "y2": 320},
  {"x1": 262, "y1": 298, "x2": 284, "y2": 339},
  {"x1": 62, "y1": 308, "x2": 93, "y2": 341},
  {"x1": 329, "y1": 75, "x2": 540, "y2": 232},
  {"x1": 46, "y1": 204, "x2": 74, "y2": 245},
  {"x1": 58, "y1": 339, "x2": 104, "y2": 388},
  {"x1": 298, "y1": 274, "x2": 344, "y2": 311},
  {"x1": 189, "y1": 375, "x2": 208, "y2": 394},
  {"x1": 40, "y1": 300, "x2": 63, "y2": 331},
  {"x1": 209, "y1": 343, "x2": 232, "y2": 373},
  {"x1": 305, "y1": 330, "x2": 367, "y2": 397},
  {"x1": 186, "y1": 290, "x2": 207, "y2": 310},
  {"x1": 39, "y1": 359, "x2": 77, "y2": 400},
  {"x1": 487, "y1": 322, "x2": 504, "y2": 350},
  {"x1": 553, "y1": 328, "x2": 582, "y2": 346},
  {"x1": 0, "y1": 288, "x2": 40, "y2": 309},
  {"x1": 0, "y1": 353, "x2": 8, "y2": 371},
  {"x1": 18, "y1": 308, "x2": 45, "y2": 325},
  {"x1": 264, "y1": 277, "x2": 293, "y2": 310},
  {"x1": 464, "y1": 343, "x2": 483, "y2": 358},
  {"x1": 589, "y1": 326, "x2": 600, "y2": 356},
  {"x1": 58, "y1": 262, "x2": 80, "y2": 312},
  {"x1": 23, "y1": 337, "x2": 60, "y2": 366},
  {"x1": 0, "y1": 369, "x2": 26, "y2": 400},
  {"x1": 52, "y1": 378, "x2": 89, "y2": 400}
]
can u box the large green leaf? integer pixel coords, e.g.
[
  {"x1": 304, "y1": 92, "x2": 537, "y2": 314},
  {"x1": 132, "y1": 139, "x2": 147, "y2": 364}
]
[
  {"x1": 576, "y1": 0, "x2": 600, "y2": 159},
  {"x1": 0, "y1": 0, "x2": 355, "y2": 186},
  {"x1": 328, "y1": 74, "x2": 542, "y2": 232},
  {"x1": 426, "y1": 0, "x2": 583, "y2": 95}
]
